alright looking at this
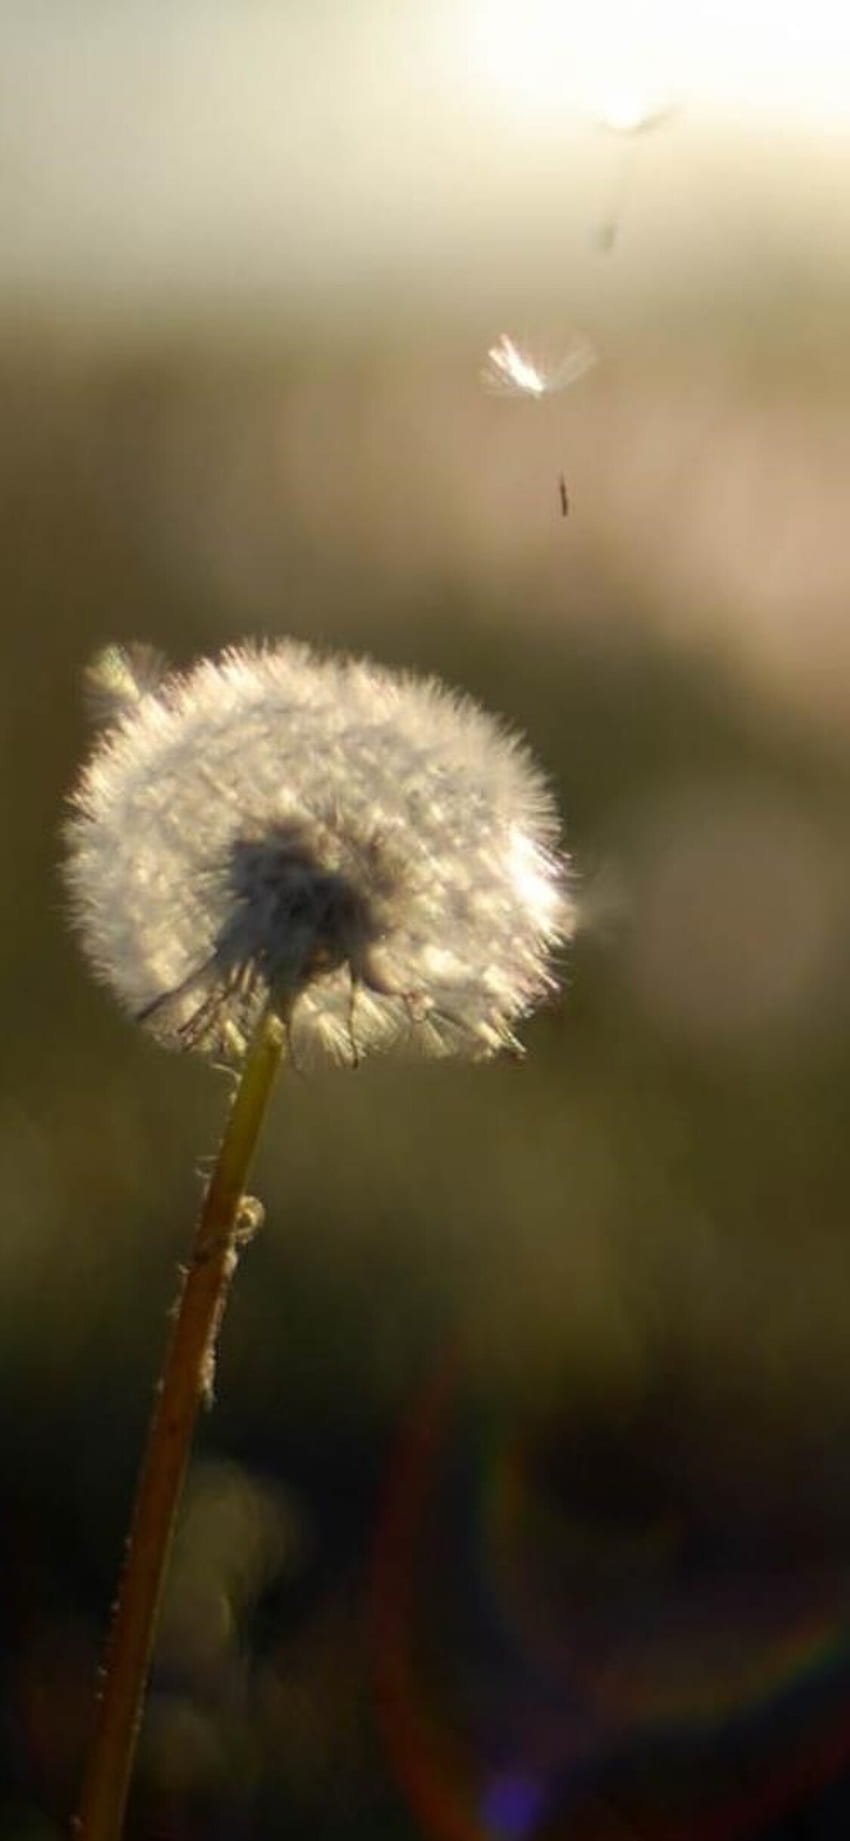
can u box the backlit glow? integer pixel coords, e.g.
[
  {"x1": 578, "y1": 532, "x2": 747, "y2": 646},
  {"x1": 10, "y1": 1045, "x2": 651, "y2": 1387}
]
[
  {"x1": 465, "y1": 0, "x2": 850, "y2": 130},
  {"x1": 506, "y1": 826, "x2": 565, "y2": 934}
]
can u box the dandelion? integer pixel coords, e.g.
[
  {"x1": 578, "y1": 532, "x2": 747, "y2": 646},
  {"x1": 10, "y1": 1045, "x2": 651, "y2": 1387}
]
[
  {"x1": 66, "y1": 638, "x2": 569, "y2": 1066},
  {"x1": 65, "y1": 637, "x2": 569, "y2": 1841},
  {"x1": 481, "y1": 331, "x2": 596, "y2": 399}
]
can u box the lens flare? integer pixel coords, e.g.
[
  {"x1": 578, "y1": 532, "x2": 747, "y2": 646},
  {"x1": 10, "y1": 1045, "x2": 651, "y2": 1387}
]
[{"x1": 372, "y1": 1355, "x2": 850, "y2": 1840}]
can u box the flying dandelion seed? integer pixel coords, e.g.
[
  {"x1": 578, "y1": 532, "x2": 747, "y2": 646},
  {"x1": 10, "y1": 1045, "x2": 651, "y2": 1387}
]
[
  {"x1": 481, "y1": 337, "x2": 593, "y2": 519},
  {"x1": 595, "y1": 98, "x2": 678, "y2": 137},
  {"x1": 589, "y1": 95, "x2": 677, "y2": 252},
  {"x1": 481, "y1": 331, "x2": 596, "y2": 398}
]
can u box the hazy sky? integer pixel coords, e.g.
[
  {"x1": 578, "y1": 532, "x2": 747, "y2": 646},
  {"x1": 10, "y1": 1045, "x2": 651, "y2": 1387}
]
[{"x1": 1, "y1": 1, "x2": 847, "y2": 338}]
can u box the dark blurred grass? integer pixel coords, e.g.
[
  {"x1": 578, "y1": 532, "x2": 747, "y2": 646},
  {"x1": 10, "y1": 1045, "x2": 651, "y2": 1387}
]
[{"x1": 2, "y1": 328, "x2": 850, "y2": 1837}]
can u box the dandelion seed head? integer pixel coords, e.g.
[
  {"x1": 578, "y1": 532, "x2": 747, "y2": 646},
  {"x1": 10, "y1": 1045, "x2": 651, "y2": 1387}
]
[{"x1": 64, "y1": 640, "x2": 571, "y2": 1065}]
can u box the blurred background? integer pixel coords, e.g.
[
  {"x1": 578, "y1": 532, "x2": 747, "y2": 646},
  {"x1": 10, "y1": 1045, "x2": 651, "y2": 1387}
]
[{"x1": 3, "y1": 2, "x2": 850, "y2": 1835}]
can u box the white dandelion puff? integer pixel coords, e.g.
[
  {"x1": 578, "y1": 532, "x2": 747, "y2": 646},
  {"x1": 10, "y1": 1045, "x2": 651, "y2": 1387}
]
[
  {"x1": 481, "y1": 331, "x2": 596, "y2": 399},
  {"x1": 64, "y1": 640, "x2": 571, "y2": 1066}
]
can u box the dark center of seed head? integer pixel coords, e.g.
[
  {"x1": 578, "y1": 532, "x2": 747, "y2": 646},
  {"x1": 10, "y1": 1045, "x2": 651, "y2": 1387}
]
[{"x1": 227, "y1": 826, "x2": 379, "y2": 990}]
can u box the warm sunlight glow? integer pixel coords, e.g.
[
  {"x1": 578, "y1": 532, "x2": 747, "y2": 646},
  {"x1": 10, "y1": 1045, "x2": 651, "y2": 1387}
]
[
  {"x1": 466, "y1": 0, "x2": 850, "y2": 129},
  {"x1": 596, "y1": 98, "x2": 678, "y2": 137}
]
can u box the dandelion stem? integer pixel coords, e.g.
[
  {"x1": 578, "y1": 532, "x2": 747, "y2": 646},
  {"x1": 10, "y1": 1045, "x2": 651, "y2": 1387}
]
[{"x1": 74, "y1": 1004, "x2": 286, "y2": 1841}]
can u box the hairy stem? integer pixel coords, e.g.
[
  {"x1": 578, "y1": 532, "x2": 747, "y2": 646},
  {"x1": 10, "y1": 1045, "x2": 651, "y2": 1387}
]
[{"x1": 74, "y1": 1005, "x2": 286, "y2": 1841}]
